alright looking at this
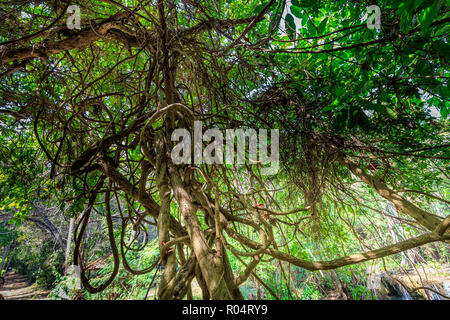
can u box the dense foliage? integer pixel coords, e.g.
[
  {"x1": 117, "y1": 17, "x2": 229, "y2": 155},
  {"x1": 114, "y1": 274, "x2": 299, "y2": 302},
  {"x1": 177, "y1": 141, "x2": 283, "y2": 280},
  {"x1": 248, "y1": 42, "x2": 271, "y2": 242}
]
[{"x1": 0, "y1": 0, "x2": 449, "y2": 300}]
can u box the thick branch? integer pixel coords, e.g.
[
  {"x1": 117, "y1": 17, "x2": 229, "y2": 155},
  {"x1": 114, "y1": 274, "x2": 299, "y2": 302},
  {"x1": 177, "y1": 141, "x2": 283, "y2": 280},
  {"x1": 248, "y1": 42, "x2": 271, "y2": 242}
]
[
  {"x1": 0, "y1": 21, "x2": 141, "y2": 65},
  {"x1": 340, "y1": 155, "x2": 443, "y2": 233}
]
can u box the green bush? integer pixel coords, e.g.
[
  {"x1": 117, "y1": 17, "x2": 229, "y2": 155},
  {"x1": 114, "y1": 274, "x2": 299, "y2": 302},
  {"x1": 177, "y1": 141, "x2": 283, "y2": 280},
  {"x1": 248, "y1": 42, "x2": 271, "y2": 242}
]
[{"x1": 9, "y1": 241, "x2": 64, "y2": 289}]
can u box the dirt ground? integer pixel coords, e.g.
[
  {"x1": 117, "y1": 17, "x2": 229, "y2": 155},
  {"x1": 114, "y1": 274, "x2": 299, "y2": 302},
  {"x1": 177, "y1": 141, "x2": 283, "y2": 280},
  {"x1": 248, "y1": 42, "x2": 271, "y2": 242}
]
[{"x1": 0, "y1": 272, "x2": 50, "y2": 300}]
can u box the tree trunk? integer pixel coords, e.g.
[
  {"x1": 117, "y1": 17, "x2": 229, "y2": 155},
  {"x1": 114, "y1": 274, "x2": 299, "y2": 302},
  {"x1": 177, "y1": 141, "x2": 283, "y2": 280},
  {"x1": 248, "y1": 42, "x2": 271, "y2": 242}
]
[
  {"x1": 0, "y1": 245, "x2": 10, "y2": 275},
  {"x1": 340, "y1": 156, "x2": 443, "y2": 233},
  {"x1": 0, "y1": 225, "x2": 15, "y2": 274},
  {"x1": 64, "y1": 217, "x2": 75, "y2": 274},
  {"x1": 168, "y1": 163, "x2": 233, "y2": 299}
]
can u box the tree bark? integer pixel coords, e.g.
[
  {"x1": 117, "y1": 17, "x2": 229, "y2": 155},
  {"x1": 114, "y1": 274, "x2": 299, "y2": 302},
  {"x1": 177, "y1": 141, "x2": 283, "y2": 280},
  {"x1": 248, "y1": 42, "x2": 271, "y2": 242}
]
[
  {"x1": 168, "y1": 162, "x2": 233, "y2": 299},
  {"x1": 64, "y1": 217, "x2": 75, "y2": 274},
  {"x1": 340, "y1": 155, "x2": 443, "y2": 233}
]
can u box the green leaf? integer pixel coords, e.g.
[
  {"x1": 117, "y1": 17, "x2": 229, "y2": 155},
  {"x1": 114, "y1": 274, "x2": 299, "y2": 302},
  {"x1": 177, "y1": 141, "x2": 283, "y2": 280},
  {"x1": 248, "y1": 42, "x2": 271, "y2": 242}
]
[
  {"x1": 306, "y1": 18, "x2": 316, "y2": 36},
  {"x1": 386, "y1": 107, "x2": 396, "y2": 118},
  {"x1": 285, "y1": 13, "x2": 296, "y2": 40},
  {"x1": 318, "y1": 17, "x2": 328, "y2": 34},
  {"x1": 419, "y1": 1, "x2": 439, "y2": 31},
  {"x1": 253, "y1": 3, "x2": 266, "y2": 14},
  {"x1": 440, "y1": 102, "x2": 449, "y2": 119},
  {"x1": 400, "y1": 12, "x2": 413, "y2": 33},
  {"x1": 292, "y1": 0, "x2": 315, "y2": 8},
  {"x1": 290, "y1": 5, "x2": 302, "y2": 19},
  {"x1": 414, "y1": 0, "x2": 424, "y2": 7}
]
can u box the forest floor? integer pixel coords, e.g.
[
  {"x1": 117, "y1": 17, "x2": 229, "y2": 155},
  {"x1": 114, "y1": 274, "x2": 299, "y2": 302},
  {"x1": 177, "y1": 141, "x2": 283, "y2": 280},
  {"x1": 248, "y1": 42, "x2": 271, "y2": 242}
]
[{"x1": 0, "y1": 272, "x2": 50, "y2": 300}]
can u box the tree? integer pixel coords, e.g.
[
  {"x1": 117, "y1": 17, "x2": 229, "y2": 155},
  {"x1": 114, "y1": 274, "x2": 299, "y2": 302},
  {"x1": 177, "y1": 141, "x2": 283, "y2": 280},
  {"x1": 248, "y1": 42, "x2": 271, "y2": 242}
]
[{"x1": 0, "y1": 0, "x2": 448, "y2": 300}]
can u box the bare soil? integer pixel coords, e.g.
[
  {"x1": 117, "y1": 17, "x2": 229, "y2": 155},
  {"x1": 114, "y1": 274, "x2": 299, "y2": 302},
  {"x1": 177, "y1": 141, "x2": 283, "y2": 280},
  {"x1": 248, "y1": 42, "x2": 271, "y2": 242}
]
[{"x1": 0, "y1": 272, "x2": 50, "y2": 300}]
